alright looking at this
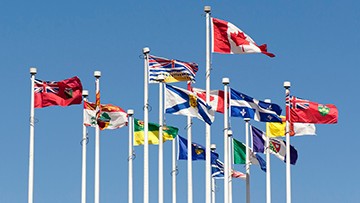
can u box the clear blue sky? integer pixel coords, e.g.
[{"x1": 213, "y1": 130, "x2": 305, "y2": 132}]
[{"x1": 1, "y1": 1, "x2": 359, "y2": 202}]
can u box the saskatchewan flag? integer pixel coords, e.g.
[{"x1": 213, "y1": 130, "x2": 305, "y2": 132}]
[{"x1": 134, "y1": 118, "x2": 179, "y2": 146}]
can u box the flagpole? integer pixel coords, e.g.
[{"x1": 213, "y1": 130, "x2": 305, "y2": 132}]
[
  {"x1": 127, "y1": 109, "x2": 134, "y2": 203},
  {"x1": 143, "y1": 47, "x2": 150, "y2": 203},
  {"x1": 284, "y1": 81, "x2": 291, "y2": 203},
  {"x1": 244, "y1": 118, "x2": 251, "y2": 203},
  {"x1": 172, "y1": 137, "x2": 177, "y2": 203},
  {"x1": 94, "y1": 71, "x2": 101, "y2": 203},
  {"x1": 158, "y1": 78, "x2": 165, "y2": 203},
  {"x1": 264, "y1": 99, "x2": 272, "y2": 203},
  {"x1": 228, "y1": 130, "x2": 233, "y2": 203},
  {"x1": 81, "y1": 90, "x2": 89, "y2": 203},
  {"x1": 187, "y1": 115, "x2": 193, "y2": 203},
  {"x1": 204, "y1": 6, "x2": 212, "y2": 203},
  {"x1": 210, "y1": 144, "x2": 217, "y2": 203},
  {"x1": 222, "y1": 78, "x2": 229, "y2": 203},
  {"x1": 28, "y1": 67, "x2": 36, "y2": 203}
]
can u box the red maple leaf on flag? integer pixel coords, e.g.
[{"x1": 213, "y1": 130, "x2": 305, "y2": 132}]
[{"x1": 230, "y1": 31, "x2": 250, "y2": 46}]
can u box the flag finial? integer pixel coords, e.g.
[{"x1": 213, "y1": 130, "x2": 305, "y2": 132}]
[
  {"x1": 204, "y1": 6, "x2": 211, "y2": 13},
  {"x1": 143, "y1": 47, "x2": 150, "y2": 54},
  {"x1": 211, "y1": 144, "x2": 217, "y2": 151},
  {"x1": 127, "y1": 109, "x2": 134, "y2": 116},
  {"x1": 222, "y1": 77, "x2": 230, "y2": 85},
  {"x1": 283, "y1": 81, "x2": 291, "y2": 89},
  {"x1": 94, "y1": 71, "x2": 101, "y2": 78},
  {"x1": 82, "y1": 90, "x2": 89, "y2": 97},
  {"x1": 30, "y1": 67, "x2": 37, "y2": 75}
]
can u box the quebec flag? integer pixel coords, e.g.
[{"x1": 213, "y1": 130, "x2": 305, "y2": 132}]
[
  {"x1": 230, "y1": 88, "x2": 282, "y2": 122},
  {"x1": 165, "y1": 84, "x2": 215, "y2": 125}
]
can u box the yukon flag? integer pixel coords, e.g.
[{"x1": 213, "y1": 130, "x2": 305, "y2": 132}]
[
  {"x1": 84, "y1": 101, "x2": 128, "y2": 130},
  {"x1": 212, "y1": 17, "x2": 275, "y2": 57}
]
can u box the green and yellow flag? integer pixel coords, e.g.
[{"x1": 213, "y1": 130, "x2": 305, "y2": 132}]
[{"x1": 133, "y1": 118, "x2": 178, "y2": 146}]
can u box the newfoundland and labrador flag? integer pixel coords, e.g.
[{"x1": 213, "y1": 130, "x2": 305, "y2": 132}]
[
  {"x1": 287, "y1": 96, "x2": 338, "y2": 124},
  {"x1": 148, "y1": 55, "x2": 198, "y2": 83},
  {"x1": 212, "y1": 17, "x2": 275, "y2": 57},
  {"x1": 34, "y1": 76, "x2": 83, "y2": 108},
  {"x1": 252, "y1": 125, "x2": 298, "y2": 165},
  {"x1": 84, "y1": 101, "x2": 128, "y2": 130},
  {"x1": 133, "y1": 118, "x2": 178, "y2": 146},
  {"x1": 165, "y1": 84, "x2": 215, "y2": 125},
  {"x1": 230, "y1": 88, "x2": 282, "y2": 122}
]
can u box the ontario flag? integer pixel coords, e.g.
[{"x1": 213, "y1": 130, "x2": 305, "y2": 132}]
[
  {"x1": 212, "y1": 17, "x2": 275, "y2": 57},
  {"x1": 287, "y1": 95, "x2": 338, "y2": 124},
  {"x1": 34, "y1": 76, "x2": 83, "y2": 108}
]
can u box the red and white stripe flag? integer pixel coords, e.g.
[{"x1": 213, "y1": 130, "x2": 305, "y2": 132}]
[{"x1": 212, "y1": 17, "x2": 275, "y2": 57}]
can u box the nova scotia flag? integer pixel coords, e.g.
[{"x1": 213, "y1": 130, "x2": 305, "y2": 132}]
[
  {"x1": 230, "y1": 88, "x2": 282, "y2": 122},
  {"x1": 165, "y1": 84, "x2": 215, "y2": 125}
]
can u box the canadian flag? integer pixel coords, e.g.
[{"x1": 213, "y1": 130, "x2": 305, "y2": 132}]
[
  {"x1": 212, "y1": 17, "x2": 275, "y2": 57},
  {"x1": 189, "y1": 85, "x2": 227, "y2": 114}
]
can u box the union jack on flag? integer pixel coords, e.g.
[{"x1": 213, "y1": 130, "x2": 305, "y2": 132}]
[
  {"x1": 288, "y1": 96, "x2": 310, "y2": 110},
  {"x1": 148, "y1": 55, "x2": 198, "y2": 83},
  {"x1": 34, "y1": 79, "x2": 59, "y2": 94}
]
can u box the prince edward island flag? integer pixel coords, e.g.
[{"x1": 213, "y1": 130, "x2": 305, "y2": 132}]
[{"x1": 165, "y1": 84, "x2": 215, "y2": 125}]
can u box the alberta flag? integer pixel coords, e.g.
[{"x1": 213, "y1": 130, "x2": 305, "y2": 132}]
[
  {"x1": 230, "y1": 88, "x2": 282, "y2": 122},
  {"x1": 165, "y1": 84, "x2": 215, "y2": 125},
  {"x1": 212, "y1": 17, "x2": 275, "y2": 57}
]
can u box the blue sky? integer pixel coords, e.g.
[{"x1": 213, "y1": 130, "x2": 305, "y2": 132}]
[{"x1": 1, "y1": 1, "x2": 359, "y2": 202}]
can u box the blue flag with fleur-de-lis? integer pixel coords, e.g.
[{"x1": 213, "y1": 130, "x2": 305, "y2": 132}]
[{"x1": 230, "y1": 88, "x2": 282, "y2": 122}]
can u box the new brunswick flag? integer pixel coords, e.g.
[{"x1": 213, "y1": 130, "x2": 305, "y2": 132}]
[{"x1": 133, "y1": 118, "x2": 178, "y2": 146}]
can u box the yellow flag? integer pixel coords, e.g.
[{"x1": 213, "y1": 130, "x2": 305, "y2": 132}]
[{"x1": 266, "y1": 116, "x2": 286, "y2": 137}]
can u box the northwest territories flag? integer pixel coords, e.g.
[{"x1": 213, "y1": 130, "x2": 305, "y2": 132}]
[
  {"x1": 230, "y1": 88, "x2": 282, "y2": 122},
  {"x1": 148, "y1": 55, "x2": 198, "y2": 83},
  {"x1": 165, "y1": 84, "x2": 215, "y2": 125}
]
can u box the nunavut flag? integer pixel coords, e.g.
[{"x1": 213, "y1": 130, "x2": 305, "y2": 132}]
[
  {"x1": 287, "y1": 96, "x2": 338, "y2": 124},
  {"x1": 34, "y1": 76, "x2": 83, "y2": 108},
  {"x1": 212, "y1": 17, "x2": 275, "y2": 57}
]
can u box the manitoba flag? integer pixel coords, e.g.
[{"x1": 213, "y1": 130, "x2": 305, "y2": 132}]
[{"x1": 212, "y1": 17, "x2": 275, "y2": 57}]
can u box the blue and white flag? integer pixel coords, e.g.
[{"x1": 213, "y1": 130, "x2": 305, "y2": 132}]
[
  {"x1": 230, "y1": 88, "x2": 282, "y2": 122},
  {"x1": 211, "y1": 159, "x2": 224, "y2": 179},
  {"x1": 149, "y1": 55, "x2": 198, "y2": 83},
  {"x1": 165, "y1": 84, "x2": 215, "y2": 125}
]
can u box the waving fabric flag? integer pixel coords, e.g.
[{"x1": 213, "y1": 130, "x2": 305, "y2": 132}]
[
  {"x1": 148, "y1": 55, "x2": 198, "y2": 83},
  {"x1": 165, "y1": 84, "x2": 215, "y2": 125},
  {"x1": 212, "y1": 159, "x2": 246, "y2": 180},
  {"x1": 84, "y1": 101, "x2": 128, "y2": 130},
  {"x1": 212, "y1": 17, "x2": 275, "y2": 57},
  {"x1": 190, "y1": 86, "x2": 227, "y2": 114},
  {"x1": 252, "y1": 125, "x2": 298, "y2": 165},
  {"x1": 230, "y1": 88, "x2": 282, "y2": 122},
  {"x1": 287, "y1": 96, "x2": 338, "y2": 124},
  {"x1": 233, "y1": 138, "x2": 266, "y2": 172},
  {"x1": 177, "y1": 135, "x2": 218, "y2": 161},
  {"x1": 133, "y1": 118, "x2": 178, "y2": 146},
  {"x1": 266, "y1": 116, "x2": 316, "y2": 137},
  {"x1": 34, "y1": 76, "x2": 83, "y2": 108}
]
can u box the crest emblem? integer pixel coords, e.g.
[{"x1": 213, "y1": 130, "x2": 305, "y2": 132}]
[
  {"x1": 318, "y1": 105, "x2": 330, "y2": 116},
  {"x1": 189, "y1": 94, "x2": 197, "y2": 108}
]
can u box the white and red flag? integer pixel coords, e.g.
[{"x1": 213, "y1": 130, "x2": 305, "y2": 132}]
[{"x1": 212, "y1": 17, "x2": 275, "y2": 57}]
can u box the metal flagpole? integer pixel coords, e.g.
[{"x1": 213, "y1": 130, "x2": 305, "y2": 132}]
[
  {"x1": 210, "y1": 144, "x2": 217, "y2": 203},
  {"x1": 244, "y1": 118, "x2": 251, "y2": 203},
  {"x1": 284, "y1": 81, "x2": 291, "y2": 203},
  {"x1": 264, "y1": 99, "x2": 272, "y2": 203},
  {"x1": 222, "y1": 78, "x2": 229, "y2": 203},
  {"x1": 172, "y1": 138, "x2": 177, "y2": 203},
  {"x1": 81, "y1": 90, "x2": 89, "y2": 203},
  {"x1": 94, "y1": 71, "x2": 101, "y2": 203},
  {"x1": 28, "y1": 67, "x2": 37, "y2": 203},
  {"x1": 204, "y1": 6, "x2": 212, "y2": 203},
  {"x1": 187, "y1": 115, "x2": 193, "y2": 203},
  {"x1": 158, "y1": 77, "x2": 165, "y2": 203},
  {"x1": 143, "y1": 47, "x2": 150, "y2": 203},
  {"x1": 228, "y1": 130, "x2": 233, "y2": 203},
  {"x1": 127, "y1": 109, "x2": 134, "y2": 203}
]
